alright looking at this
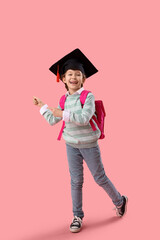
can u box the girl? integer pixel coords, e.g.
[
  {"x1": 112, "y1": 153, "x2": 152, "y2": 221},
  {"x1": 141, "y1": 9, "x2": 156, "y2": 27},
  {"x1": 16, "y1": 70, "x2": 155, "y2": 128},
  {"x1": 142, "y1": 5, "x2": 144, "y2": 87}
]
[{"x1": 33, "y1": 49, "x2": 128, "y2": 233}]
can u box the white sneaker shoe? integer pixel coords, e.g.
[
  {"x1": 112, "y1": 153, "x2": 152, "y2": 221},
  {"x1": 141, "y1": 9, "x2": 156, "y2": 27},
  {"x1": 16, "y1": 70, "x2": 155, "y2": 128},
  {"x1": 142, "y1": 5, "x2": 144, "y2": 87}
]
[
  {"x1": 69, "y1": 216, "x2": 83, "y2": 233},
  {"x1": 115, "y1": 195, "x2": 128, "y2": 217}
]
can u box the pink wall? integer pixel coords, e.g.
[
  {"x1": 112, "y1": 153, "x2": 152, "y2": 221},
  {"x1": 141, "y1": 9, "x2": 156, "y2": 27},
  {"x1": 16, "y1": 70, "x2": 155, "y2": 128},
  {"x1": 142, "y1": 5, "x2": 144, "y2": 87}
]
[{"x1": 0, "y1": 0, "x2": 160, "y2": 239}]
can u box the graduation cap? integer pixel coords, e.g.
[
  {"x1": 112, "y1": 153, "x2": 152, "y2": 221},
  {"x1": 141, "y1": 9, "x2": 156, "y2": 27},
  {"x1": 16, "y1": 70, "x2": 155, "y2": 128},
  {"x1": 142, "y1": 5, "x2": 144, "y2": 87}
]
[{"x1": 49, "y1": 48, "x2": 98, "y2": 82}]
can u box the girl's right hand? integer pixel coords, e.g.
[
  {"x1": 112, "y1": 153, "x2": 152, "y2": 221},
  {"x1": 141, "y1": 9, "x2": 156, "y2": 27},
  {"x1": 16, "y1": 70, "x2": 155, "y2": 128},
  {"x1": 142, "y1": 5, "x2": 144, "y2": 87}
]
[{"x1": 33, "y1": 96, "x2": 45, "y2": 108}]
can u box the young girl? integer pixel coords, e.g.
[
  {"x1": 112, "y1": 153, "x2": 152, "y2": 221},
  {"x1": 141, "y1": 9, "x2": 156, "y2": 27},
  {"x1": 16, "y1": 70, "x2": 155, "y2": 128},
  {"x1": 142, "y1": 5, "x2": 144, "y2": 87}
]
[{"x1": 33, "y1": 49, "x2": 128, "y2": 233}]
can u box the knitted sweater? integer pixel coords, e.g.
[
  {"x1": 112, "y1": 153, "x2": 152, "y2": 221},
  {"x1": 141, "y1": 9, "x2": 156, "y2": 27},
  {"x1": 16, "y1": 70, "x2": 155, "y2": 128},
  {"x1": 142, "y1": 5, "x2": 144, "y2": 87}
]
[{"x1": 40, "y1": 88, "x2": 101, "y2": 148}]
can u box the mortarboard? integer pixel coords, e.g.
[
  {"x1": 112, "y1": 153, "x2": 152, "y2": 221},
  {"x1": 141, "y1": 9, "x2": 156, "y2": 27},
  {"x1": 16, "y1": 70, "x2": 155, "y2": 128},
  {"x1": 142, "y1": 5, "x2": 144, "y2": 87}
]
[{"x1": 49, "y1": 48, "x2": 98, "y2": 82}]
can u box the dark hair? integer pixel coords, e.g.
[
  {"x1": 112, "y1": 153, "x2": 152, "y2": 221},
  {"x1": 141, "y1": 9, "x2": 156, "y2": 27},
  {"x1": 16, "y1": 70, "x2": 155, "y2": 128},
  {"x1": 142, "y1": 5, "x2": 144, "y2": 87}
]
[{"x1": 61, "y1": 73, "x2": 86, "y2": 91}]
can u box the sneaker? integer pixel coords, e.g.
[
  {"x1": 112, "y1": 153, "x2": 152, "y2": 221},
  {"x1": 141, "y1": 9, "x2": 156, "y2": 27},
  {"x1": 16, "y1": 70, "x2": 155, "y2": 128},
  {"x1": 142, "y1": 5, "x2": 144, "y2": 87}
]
[
  {"x1": 115, "y1": 195, "x2": 128, "y2": 217},
  {"x1": 69, "y1": 216, "x2": 83, "y2": 233}
]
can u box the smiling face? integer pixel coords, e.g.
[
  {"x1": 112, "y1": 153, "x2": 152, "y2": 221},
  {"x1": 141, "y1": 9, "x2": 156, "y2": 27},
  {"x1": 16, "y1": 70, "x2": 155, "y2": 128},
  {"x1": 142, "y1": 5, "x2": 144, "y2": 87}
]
[{"x1": 62, "y1": 69, "x2": 86, "y2": 95}]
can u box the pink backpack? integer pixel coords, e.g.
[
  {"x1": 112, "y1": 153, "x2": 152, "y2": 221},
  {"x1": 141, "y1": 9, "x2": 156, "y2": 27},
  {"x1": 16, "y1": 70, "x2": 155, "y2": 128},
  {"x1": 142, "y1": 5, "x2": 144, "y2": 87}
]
[{"x1": 57, "y1": 90, "x2": 106, "y2": 141}]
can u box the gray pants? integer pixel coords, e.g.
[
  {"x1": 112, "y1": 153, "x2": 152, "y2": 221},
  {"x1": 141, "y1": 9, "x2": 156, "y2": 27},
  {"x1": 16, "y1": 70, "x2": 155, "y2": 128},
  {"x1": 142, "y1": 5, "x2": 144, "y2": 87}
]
[{"x1": 66, "y1": 143, "x2": 123, "y2": 219}]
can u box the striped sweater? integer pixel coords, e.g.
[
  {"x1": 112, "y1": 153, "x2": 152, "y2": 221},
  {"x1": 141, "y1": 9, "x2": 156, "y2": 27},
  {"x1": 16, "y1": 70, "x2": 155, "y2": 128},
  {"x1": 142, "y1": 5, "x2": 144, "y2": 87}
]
[{"x1": 40, "y1": 87, "x2": 101, "y2": 148}]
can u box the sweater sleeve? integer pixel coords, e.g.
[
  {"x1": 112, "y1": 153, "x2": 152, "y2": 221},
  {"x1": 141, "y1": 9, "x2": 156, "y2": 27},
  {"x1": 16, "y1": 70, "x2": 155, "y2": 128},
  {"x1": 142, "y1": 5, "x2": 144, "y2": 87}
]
[
  {"x1": 69, "y1": 93, "x2": 95, "y2": 125},
  {"x1": 40, "y1": 104, "x2": 62, "y2": 126}
]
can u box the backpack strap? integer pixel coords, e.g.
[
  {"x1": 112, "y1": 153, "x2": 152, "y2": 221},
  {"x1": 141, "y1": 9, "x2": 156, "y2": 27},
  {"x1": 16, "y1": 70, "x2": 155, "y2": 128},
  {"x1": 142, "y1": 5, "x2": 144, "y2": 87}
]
[
  {"x1": 57, "y1": 94, "x2": 67, "y2": 141},
  {"x1": 59, "y1": 94, "x2": 67, "y2": 110},
  {"x1": 80, "y1": 90, "x2": 91, "y2": 105},
  {"x1": 80, "y1": 90, "x2": 97, "y2": 131},
  {"x1": 57, "y1": 120, "x2": 65, "y2": 141}
]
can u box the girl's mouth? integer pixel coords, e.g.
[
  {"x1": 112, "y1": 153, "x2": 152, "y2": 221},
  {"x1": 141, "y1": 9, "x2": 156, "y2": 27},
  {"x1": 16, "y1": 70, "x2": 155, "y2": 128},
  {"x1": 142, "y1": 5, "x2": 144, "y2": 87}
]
[{"x1": 69, "y1": 81, "x2": 78, "y2": 85}]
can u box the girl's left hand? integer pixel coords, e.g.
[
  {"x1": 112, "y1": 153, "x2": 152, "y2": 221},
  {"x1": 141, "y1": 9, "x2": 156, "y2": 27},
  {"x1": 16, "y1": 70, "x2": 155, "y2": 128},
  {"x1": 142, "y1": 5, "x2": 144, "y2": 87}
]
[{"x1": 48, "y1": 107, "x2": 63, "y2": 118}]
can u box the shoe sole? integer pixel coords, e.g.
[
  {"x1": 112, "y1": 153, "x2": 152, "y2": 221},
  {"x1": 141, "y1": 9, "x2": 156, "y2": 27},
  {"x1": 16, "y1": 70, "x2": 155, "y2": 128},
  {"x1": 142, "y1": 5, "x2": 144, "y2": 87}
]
[
  {"x1": 69, "y1": 226, "x2": 82, "y2": 233},
  {"x1": 116, "y1": 195, "x2": 128, "y2": 217}
]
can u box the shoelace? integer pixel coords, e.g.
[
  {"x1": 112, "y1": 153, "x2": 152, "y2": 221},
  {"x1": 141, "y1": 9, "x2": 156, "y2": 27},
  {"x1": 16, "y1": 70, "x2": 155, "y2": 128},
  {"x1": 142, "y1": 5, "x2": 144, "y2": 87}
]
[
  {"x1": 113, "y1": 204, "x2": 122, "y2": 211},
  {"x1": 113, "y1": 205, "x2": 123, "y2": 217},
  {"x1": 72, "y1": 216, "x2": 82, "y2": 225}
]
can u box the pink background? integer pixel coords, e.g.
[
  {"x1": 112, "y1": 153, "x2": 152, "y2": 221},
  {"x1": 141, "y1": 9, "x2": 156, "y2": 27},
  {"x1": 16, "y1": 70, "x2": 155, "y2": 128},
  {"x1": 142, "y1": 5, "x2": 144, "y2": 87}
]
[{"x1": 0, "y1": 0, "x2": 160, "y2": 239}]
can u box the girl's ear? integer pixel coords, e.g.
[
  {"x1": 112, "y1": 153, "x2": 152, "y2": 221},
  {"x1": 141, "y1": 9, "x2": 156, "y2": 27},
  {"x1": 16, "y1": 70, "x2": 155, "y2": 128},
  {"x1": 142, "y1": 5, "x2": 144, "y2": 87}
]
[
  {"x1": 82, "y1": 77, "x2": 86, "y2": 84},
  {"x1": 62, "y1": 76, "x2": 66, "y2": 83}
]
